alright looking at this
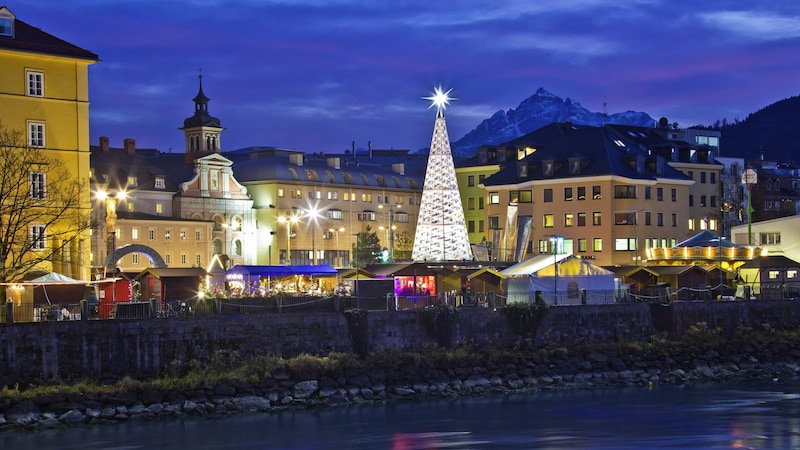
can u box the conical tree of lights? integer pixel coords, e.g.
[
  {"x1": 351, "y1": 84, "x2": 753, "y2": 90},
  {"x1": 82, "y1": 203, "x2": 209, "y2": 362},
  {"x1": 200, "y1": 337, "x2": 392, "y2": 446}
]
[{"x1": 412, "y1": 86, "x2": 473, "y2": 262}]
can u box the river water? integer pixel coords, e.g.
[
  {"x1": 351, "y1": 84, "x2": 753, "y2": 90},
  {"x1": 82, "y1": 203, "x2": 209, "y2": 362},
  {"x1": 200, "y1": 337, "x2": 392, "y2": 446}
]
[{"x1": 3, "y1": 379, "x2": 800, "y2": 449}]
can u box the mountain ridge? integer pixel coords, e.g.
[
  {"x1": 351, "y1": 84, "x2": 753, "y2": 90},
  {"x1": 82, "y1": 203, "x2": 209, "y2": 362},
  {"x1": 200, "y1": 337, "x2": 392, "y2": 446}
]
[{"x1": 449, "y1": 87, "x2": 655, "y2": 157}]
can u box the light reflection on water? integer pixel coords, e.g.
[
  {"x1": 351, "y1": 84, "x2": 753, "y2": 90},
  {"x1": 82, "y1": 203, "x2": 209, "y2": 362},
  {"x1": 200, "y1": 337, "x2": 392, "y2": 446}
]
[{"x1": 3, "y1": 379, "x2": 800, "y2": 449}]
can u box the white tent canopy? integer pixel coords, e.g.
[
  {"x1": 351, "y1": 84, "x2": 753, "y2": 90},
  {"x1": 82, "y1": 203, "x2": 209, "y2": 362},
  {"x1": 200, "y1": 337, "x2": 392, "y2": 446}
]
[
  {"x1": 501, "y1": 254, "x2": 616, "y2": 305},
  {"x1": 29, "y1": 272, "x2": 84, "y2": 284}
]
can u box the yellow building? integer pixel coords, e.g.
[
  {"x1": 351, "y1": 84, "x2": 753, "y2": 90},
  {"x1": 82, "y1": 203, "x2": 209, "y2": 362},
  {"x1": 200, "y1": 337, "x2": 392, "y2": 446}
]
[
  {"x1": 455, "y1": 153, "x2": 500, "y2": 247},
  {"x1": 0, "y1": 7, "x2": 98, "y2": 280}
]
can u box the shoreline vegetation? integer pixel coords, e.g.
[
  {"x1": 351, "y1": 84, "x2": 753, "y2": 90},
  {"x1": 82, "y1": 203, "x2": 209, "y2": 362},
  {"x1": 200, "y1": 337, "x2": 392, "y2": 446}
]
[{"x1": 1, "y1": 321, "x2": 799, "y2": 431}]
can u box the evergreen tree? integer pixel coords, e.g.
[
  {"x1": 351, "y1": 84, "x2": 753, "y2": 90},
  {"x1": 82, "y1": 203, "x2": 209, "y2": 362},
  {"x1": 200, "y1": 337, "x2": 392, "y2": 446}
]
[{"x1": 352, "y1": 225, "x2": 381, "y2": 268}]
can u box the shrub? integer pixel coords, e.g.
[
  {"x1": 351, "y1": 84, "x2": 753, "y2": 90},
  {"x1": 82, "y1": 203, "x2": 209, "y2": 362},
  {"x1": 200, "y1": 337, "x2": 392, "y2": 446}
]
[{"x1": 500, "y1": 299, "x2": 548, "y2": 336}]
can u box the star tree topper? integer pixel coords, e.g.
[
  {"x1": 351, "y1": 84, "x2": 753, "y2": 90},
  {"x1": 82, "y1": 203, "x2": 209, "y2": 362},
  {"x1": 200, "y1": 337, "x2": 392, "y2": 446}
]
[{"x1": 423, "y1": 85, "x2": 456, "y2": 116}]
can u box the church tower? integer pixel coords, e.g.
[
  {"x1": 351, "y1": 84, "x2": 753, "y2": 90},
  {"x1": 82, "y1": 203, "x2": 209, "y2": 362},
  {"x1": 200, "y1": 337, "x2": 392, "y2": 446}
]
[{"x1": 181, "y1": 73, "x2": 223, "y2": 163}]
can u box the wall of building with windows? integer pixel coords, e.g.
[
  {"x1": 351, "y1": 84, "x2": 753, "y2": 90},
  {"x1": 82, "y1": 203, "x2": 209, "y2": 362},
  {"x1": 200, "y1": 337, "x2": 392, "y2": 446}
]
[{"x1": 0, "y1": 7, "x2": 98, "y2": 279}]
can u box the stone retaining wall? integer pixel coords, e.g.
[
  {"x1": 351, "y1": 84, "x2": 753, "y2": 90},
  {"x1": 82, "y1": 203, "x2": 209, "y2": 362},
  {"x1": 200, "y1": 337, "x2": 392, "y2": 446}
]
[{"x1": 1, "y1": 300, "x2": 800, "y2": 387}]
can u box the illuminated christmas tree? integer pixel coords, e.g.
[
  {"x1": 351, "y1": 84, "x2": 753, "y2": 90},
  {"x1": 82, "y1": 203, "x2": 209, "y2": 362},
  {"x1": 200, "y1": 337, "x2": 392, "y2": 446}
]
[{"x1": 412, "y1": 86, "x2": 473, "y2": 261}]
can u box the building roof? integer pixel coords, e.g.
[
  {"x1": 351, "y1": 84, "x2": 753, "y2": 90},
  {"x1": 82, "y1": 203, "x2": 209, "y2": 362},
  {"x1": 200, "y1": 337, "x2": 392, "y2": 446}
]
[
  {"x1": 740, "y1": 255, "x2": 800, "y2": 269},
  {"x1": 482, "y1": 124, "x2": 692, "y2": 187},
  {"x1": 226, "y1": 264, "x2": 338, "y2": 277},
  {"x1": 0, "y1": 8, "x2": 98, "y2": 61},
  {"x1": 227, "y1": 147, "x2": 427, "y2": 189},
  {"x1": 90, "y1": 145, "x2": 192, "y2": 193},
  {"x1": 134, "y1": 267, "x2": 207, "y2": 279},
  {"x1": 674, "y1": 231, "x2": 738, "y2": 249}
]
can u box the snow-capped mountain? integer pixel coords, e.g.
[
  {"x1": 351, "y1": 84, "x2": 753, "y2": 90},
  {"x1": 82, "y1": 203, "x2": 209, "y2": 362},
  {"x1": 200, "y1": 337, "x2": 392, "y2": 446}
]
[{"x1": 449, "y1": 88, "x2": 655, "y2": 157}]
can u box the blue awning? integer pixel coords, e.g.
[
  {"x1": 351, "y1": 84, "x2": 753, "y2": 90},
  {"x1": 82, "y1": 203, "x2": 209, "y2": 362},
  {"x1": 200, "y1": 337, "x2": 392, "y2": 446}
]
[{"x1": 226, "y1": 265, "x2": 337, "y2": 280}]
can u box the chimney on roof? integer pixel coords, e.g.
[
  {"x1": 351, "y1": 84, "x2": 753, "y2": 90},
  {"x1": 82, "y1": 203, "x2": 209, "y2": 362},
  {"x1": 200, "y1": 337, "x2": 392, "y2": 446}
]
[
  {"x1": 124, "y1": 138, "x2": 135, "y2": 155},
  {"x1": 99, "y1": 136, "x2": 109, "y2": 152}
]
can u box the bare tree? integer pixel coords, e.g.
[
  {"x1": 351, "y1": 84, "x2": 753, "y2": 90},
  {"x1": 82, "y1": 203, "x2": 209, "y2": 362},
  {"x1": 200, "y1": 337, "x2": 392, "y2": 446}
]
[{"x1": 0, "y1": 121, "x2": 90, "y2": 283}]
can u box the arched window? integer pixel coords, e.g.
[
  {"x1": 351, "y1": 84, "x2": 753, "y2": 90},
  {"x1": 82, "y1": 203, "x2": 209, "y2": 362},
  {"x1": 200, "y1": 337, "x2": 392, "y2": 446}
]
[
  {"x1": 233, "y1": 239, "x2": 242, "y2": 257},
  {"x1": 231, "y1": 215, "x2": 242, "y2": 231},
  {"x1": 212, "y1": 215, "x2": 224, "y2": 231},
  {"x1": 212, "y1": 238, "x2": 223, "y2": 254}
]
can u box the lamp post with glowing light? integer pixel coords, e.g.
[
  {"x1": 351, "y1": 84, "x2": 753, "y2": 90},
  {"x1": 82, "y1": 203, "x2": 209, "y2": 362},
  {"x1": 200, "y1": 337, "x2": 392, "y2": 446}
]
[
  {"x1": 277, "y1": 214, "x2": 298, "y2": 264},
  {"x1": 95, "y1": 189, "x2": 126, "y2": 304},
  {"x1": 329, "y1": 227, "x2": 345, "y2": 266},
  {"x1": 304, "y1": 207, "x2": 321, "y2": 265}
]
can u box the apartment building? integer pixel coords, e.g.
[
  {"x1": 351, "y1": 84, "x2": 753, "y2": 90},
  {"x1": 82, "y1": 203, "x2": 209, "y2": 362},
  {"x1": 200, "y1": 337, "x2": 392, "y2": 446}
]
[
  {"x1": 476, "y1": 123, "x2": 703, "y2": 267},
  {"x1": 229, "y1": 148, "x2": 425, "y2": 266},
  {"x1": 0, "y1": 7, "x2": 98, "y2": 280}
]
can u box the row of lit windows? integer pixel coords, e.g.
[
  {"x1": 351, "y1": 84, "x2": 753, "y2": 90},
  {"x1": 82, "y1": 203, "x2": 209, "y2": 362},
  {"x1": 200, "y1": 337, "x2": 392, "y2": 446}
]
[
  {"x1": 290, "y1": 167, "x2": 415, "y2": 189},
  {"x1": 535, "y1": 237, "x2": 677, "y2": 254},
  {"x1": 278, "y1": 188, "x2": 413, "y2": 206},
  {"x1": 487, "y1": 211, "x2": 680, "y2": 229},
  {"x1": 323, "y1": 209, "x2": 409, "y2": 223},
  {"x1": 121, "y1": 228, "x2": 205, "y2": 241},
  {"x1": 487, "y1": 186, "x2": 687, "y2": 204},
  {"x1": 129, "y1": 253, "x2": 201, "y2": 267}
]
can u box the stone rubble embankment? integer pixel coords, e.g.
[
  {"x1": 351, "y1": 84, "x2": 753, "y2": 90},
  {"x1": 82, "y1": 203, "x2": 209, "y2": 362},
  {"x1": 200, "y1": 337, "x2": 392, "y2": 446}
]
[{"x1": 2, "y1": 340, "x2": 798, "y2": 431}]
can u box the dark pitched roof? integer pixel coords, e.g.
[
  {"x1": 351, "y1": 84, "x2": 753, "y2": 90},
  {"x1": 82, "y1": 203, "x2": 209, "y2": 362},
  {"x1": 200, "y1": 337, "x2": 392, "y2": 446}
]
[
  {"x1": 740, "y1": 255, "x2": 800, "y2": 269},
  {"x1": 227, "y1": 147, "x2": 427, "y2": 189},
  {"x1": 90, "y1": 146, "x2": 193, "y2": 192},
  {"x1": 115, "y1": 211, "x2": 210, "y2": 223},
  {"x1": 0, "y1": 11, "x2": 98, "y2": 61},
  {"x1": 482, "y1": 125, "x2": 691, "y2": 187},
  {"x1": 674, "y1": 231, "x2": 738, "y2": 248},
  {"x1": 457, "y1": 122, "x2": 587, "y2": 168}
]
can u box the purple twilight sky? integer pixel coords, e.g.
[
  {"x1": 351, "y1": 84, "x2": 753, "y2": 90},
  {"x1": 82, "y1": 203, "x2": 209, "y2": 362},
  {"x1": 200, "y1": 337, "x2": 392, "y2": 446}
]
[{"x1": 10, "y1": 1, "x2": 800, "y2": 154}]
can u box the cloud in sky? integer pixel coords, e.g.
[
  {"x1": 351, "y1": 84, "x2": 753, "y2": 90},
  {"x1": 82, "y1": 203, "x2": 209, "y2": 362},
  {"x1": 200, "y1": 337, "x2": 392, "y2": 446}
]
[
  {"x1": 10, "y1": 0, "x2": 800, "y2": 153},
  {"x1": 699, "y1": 10, "x2": 800, "y2": 42}
]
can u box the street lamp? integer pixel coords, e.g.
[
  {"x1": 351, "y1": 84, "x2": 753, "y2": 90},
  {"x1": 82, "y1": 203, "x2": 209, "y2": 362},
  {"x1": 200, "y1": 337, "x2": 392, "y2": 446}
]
[
  {"x1": 379, "y1": 204, "x2": 400, "y2": 262},
  {"x1": 549, "y1": 235, "x2": 562, "y2": 305},
  {"x1": 305, "y1": 206, "x2": 321, "y2": 265},
  {"x1": 95, "y1": 189, "x2": 126, "y2": 305},
  {"x1": 329, "y1": 227, "x2": 345, "y2": 266},
  {"x1": 277, "y1": 214, "x2": 298, "y2": 264}
]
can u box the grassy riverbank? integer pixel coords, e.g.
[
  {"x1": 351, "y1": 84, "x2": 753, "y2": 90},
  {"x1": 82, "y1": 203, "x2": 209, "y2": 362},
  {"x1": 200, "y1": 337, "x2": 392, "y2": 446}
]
[{"x1": 1, "y1": 321, "x2": 799, "y2": 430}]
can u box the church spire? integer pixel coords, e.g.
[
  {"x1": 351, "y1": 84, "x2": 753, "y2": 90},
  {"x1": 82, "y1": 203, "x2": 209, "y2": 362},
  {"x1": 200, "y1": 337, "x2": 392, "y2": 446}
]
[
  {"x1": 181, "y1": 70, "x2": 223, "y2": 163},
  {"x1": 193, "y1": 71, "x2": 211, "y2": 113}
]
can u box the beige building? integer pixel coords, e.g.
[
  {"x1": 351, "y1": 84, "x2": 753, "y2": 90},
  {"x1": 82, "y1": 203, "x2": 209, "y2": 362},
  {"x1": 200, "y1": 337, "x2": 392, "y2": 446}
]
[
  {"x1": 475, "y1": 123, "x2": 705, "y2": 267},
  {"x1": 91, "y1": 78, "x2": 425, "y2": 272},
  {"x1": 90, "y1": 78, "x2": 253, "y2": 275},
  {"x1": 230, "y1": 148, "x2": 425, "y2": 266}
]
